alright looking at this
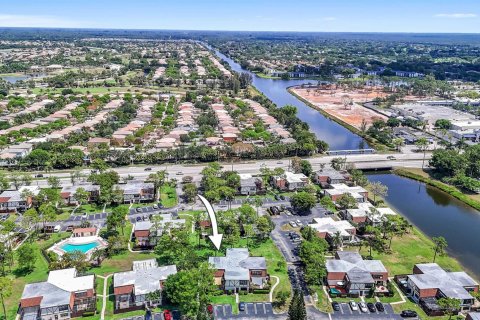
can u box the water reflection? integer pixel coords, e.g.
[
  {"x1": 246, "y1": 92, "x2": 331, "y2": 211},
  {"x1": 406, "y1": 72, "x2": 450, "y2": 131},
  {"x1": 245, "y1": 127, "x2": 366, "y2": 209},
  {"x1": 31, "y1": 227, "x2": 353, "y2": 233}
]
[{"x1": 367, "y1": 173, "x2": 480, "y2": 279}]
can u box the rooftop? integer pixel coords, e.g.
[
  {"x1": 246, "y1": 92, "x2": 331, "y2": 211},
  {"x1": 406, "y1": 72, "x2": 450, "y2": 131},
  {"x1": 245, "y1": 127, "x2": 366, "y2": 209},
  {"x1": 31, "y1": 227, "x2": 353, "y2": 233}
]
[{"x1": 208, "y1": 248, "x2": 266, "y2": 281}]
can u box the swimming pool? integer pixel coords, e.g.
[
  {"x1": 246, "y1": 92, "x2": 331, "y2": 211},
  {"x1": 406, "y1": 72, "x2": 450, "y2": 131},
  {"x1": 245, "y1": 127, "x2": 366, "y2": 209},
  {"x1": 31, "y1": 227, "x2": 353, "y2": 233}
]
[{"x1": 60, "y1": 241, "x2": 100, "y2": 254}]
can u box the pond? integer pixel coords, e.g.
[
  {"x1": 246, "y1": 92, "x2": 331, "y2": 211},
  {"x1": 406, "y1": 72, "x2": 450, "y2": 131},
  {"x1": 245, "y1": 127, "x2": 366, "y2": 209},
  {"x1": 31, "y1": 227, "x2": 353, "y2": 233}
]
[{"x1": 367, "y1": 173, "x2": 480, "y2": 279}]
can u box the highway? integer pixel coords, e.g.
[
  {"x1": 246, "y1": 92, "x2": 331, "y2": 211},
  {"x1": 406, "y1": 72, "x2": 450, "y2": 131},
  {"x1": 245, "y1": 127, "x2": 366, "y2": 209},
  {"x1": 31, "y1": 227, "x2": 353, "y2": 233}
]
[{"x1": 30, "y1": 152, "x2": 431, "y2": 187}]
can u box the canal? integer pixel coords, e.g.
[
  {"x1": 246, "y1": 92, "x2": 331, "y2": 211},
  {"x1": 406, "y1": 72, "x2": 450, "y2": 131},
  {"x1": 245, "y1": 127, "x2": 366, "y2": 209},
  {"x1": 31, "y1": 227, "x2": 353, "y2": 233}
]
[
  {"x1": 211, "y1": 47, "x2": 369, "y2": 151},
  {"x1": 367, "y1": 173, "x2": 480, "y2": 279}
]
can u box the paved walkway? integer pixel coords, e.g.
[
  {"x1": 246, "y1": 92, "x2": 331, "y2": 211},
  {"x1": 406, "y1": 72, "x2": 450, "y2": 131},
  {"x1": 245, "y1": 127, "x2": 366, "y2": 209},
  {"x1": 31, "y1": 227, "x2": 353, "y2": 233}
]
[
  {"x1": 269, "y1": 276, "x2": 280, "y2": 302},
  {"x1": 98, "y1": 274, "x2": 113, "y2": 320}
]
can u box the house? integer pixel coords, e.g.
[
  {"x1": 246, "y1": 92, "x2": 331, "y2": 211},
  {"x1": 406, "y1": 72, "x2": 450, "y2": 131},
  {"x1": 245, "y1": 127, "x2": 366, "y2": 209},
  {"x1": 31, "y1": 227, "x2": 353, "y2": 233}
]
[
  {"x1": 209, "y1": 248, "x2": 268, "y2": 292},
  {"x1": 467, "y1": 312, "x2": 480, "y2": 320},
  {"x1": 344, "y1": 203, "x2": 397, "y2": 226},
  {"x1": 314, "y1": 168, "x2": 347, "y2": 187},
  {"x1": 133, "y1": 214, "x2": 186, "y2": 247},
  {"x1": 115, "y1": 181, "x2": 155, "y2": 203},
  {"x1": 323, "y1": 184, "x2": 368, "y2": 203},
  {"x1": 0, "y1": 186, "x2": 40, "y2": 213},
  {"x1": 406, "y1": 263, "x2": 479, "y2": 311},
  {"x1": 271, "y1": 171, "x2": 308, "y2": 191},
  {"x1": 308, "y1": 217, "x2": 358, "y2": 244},
  {"x1": 60, "y1": 185, "x2": 100, "y2": 205},
  {"x1": 73, "y1": 227, "x2": 97, "y2": 238},
  {"x1": 19, "y1": 268, "x2": 96, "y2": 320},
  {"x1": 326, "y1": 251, "x2": 388, "y2": 296},
  {"x1": 87, "y1": 137, "x2": 110, "y2": 149},
  {"x1": 113, "y1": 259, "x2": 177, "y2": 312},
  {"x1": 239, "y1": 174, "x2": 262, "y2": 195}
]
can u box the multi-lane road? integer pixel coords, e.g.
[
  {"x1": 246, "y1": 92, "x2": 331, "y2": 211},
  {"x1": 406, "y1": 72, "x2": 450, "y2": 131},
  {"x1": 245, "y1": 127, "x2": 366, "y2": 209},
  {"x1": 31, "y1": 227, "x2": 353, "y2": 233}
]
[{"x1": 30, "y1": 152, "x2": 431, "y2": 187}]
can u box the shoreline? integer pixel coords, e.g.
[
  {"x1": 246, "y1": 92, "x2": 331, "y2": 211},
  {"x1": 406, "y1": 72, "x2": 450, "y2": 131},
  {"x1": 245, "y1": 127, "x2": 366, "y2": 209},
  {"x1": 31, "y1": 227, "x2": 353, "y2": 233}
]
[
  {"x1": 287, "y1": 86, "x2": 392, "y2": 152},
  {"x1": 371, "y1": 170, "x2": 480, "y2": 281},
  {"x1": 394, "y1": 168, "x2": 480, "y2": 211}
]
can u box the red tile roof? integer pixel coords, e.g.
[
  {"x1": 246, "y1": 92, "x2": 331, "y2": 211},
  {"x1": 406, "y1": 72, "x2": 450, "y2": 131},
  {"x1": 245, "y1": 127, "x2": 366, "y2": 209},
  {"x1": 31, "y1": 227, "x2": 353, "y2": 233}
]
[
  {"x1": 134, "y1": 230, "x2": 150, "y2": 237},
  {"x1": 0, "y1": 197, "x2": 10, "y2": 203},
  {"x1": 73, "y1": 227, "x2": 97, "y2": 234},
  {"x1": 114, "y1": 285, "x2": 134, "y2": 295},
  {"x1": 20, "y1": 297, "x2": 42, "y2": 308}
]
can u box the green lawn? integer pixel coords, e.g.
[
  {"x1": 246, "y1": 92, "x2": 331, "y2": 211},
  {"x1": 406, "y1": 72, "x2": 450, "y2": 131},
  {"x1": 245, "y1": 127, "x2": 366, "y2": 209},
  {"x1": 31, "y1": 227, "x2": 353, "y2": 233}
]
[
  {"x1": 312, "y1": 286, "x2": 333, "y2": 313},
  {"x1": 210, "y1": 295, "x2": 238, "y2": 314},
  {"x1": 5, "y1": 232, "x2": 70, "y2": 319},
  {"x1": 160, "y1": 185, "x2": 178, "y2": 208},
  {"x1": 349, "y1": 228, "x2": 463, "y2": 276}
]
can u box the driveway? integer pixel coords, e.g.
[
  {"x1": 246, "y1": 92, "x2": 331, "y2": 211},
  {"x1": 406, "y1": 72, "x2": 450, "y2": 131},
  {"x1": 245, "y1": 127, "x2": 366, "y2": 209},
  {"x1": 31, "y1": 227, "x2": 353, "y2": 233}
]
[
  {"x1": 215, "y1": 303, "x2": 284, "y2": 319},
  {"x1": 332, "y1": 303, "x2": 402, "y2": 319}
]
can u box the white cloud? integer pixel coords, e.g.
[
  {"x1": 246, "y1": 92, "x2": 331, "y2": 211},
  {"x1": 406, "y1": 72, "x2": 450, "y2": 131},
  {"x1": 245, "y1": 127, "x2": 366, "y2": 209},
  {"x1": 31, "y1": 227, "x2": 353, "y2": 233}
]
[
  {"x1": 0, "y1": 14, "x2": 85, "y2": 28},
  {"x1": 435, "y1": 13, "x2": 477, "y2": 18}
]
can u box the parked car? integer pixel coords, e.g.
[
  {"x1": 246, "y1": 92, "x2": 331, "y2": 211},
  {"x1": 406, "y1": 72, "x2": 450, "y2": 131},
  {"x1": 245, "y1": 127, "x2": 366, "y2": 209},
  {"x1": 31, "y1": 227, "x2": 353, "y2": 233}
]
[
  {"x1": 136, "y1": 207, "x2": 142, "y2": 212},
  {"x1": 239, "y1": 302, "x2": 245, "y2": 312},
  {"x1": 332, "y1": 301, "x2": 340, "y2": 311},
  {"x1": 280, "y1": 195, "x2": 285, "y2": 200},
  {"x1": 359, "y1": 302, "x2": 368, "y2": 313},
  {"x1": 53, "y1": 225, "x2": 61, "y2": 233},
  {"x1": 144, "y1": 167, "x2": 152, "y2": 171},
  {"x1": 136, "y1": 216, "x2": 142, "y2": 222},
  {"x1": 35, "y1": 174, "x2": 44, "y2": 178},
  {"x1": 289, "y1": 221, "x2": 298, "y2": 228},
  {"x1": 274, "y1": 194, "x2": 280, "y2": 200},
  {"x1": 207, "y1": 304, "x2": 213, "y2": 314},
  {"x1": 349, "y1": 301, "x2": 358, "y2": 311},
  {"x1": 163, "y1": 310, "x2": 172, "y2": 320},
  {"x1": 153, "y1": 204, "x2": 158, "y2": 209},
  {"x1": 375, "y1": 302, "x2": 385, "y2": 312},
  {"x1": 367, "y1": 302, "x2": 376, "y2": 313},
  {"x1": 401, "y1": 310, "x2": 418, "y2": 318},
  {"x1": 387, "y1": 155, "x2": 396, "y2": 160}
]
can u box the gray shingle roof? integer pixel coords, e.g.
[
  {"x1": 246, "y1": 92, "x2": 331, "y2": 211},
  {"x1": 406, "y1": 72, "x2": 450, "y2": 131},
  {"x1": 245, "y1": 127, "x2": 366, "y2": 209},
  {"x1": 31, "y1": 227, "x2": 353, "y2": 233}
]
[
  {"x1": 326, "y1": 251, "x2": 387, "y2": 282},
  {"x1": 209, "y1": 248, "x2": 266, "y2": 281}
]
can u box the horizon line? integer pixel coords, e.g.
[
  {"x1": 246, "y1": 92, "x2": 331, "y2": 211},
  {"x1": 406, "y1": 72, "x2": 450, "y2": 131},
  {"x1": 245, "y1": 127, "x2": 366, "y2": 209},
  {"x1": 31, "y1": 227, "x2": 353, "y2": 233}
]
[{"x1": 0, "y1": 26, "x2": 479, "y2": 35}]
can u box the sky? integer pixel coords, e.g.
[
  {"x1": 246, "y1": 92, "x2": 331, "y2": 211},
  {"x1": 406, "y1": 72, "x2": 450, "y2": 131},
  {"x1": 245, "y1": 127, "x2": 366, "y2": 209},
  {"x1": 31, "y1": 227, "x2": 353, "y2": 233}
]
[{"x1": 0, "y1": 0, "x2": 479, "y2": 33}]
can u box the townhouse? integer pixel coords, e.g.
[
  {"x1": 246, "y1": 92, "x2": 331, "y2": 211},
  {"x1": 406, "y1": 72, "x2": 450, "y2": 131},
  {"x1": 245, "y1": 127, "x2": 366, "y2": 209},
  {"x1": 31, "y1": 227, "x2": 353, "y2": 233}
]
[
  {"x1": 308, "y1": 217, "x2": 358, "y2": 245},
  {"x1": 326, "y1": 251, "x2": 388, "y2": 296},
  {"x1": 0, "y1": 186, "x2": 40, "y2": 213},
  {"x1": 343, "y1": 202, "x2": 397, "y2": 226},
  {"x1": 313, "y1": 168, "x2": 348, "y2": 187},
  {"x1": 405, "y1": 263, "x2": 478, "y2": 312},
  {"x1": 60, "y1": 184, "x2": 100, "y2": 205},
  {"x1": 114, "y1": 181, "x2": 155, "y2": 203},
  {"x1": 209, "y1": 248, "x2": 268, "y2": 292},
  {"x1": 238, "y1": 174, "x2": 263, "y2": 195},
  {"x1": 19, "y1": 268, "x2": 96, "y2": 320},
  {"x1": 133, "y1": 214, "x2": 186, "y2": 247},
  {"x1": 113, "y1": 259, "x2": 177, "y2": 312},
  {"x1": 323, "y1": 183, "x2": 368, "y2": 203},
  {"x1": 270, "y1": 171, "x2": 308, "y2": 191}
]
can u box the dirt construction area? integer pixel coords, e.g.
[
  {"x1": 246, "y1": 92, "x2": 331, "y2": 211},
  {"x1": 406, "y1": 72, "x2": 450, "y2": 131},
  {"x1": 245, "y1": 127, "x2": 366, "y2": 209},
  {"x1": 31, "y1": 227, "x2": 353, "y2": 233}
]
[{"x1": 291, "y1": 86, "x2": 389, "y2": 129}]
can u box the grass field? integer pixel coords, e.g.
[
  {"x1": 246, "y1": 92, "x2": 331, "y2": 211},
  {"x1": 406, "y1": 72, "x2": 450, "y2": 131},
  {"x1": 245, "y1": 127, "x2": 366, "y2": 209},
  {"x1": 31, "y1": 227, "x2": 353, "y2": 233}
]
[{"x1": 160, "y1": 185, "x2": 178, "y2": 208}]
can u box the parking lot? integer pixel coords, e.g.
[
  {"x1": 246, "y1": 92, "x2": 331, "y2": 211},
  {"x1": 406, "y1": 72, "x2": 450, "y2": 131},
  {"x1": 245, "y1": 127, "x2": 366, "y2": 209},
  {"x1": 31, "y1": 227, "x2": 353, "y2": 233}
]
[
  {"x1": 215, "y1": 303, "x2": 282, "y2": 319},
  {"x1": 332, "y1": 303, "x2": 402, "y2": 319}
]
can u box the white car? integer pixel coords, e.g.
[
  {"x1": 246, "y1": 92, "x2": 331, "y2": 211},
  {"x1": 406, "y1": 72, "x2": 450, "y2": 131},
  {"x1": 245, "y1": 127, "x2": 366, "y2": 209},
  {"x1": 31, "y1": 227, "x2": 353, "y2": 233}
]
[
  {"x1": 289, "y1": 221, "x2": 298, "y2": 228},
  {"x1": 349, "y1": 301, "x2": 358, "y2": 311},
  {"x1": 53, "y1": 225, "x2": 61, "y2": 233},
  {"x1": 359, "y1": 302, "x2": 368, "y2": 313}
]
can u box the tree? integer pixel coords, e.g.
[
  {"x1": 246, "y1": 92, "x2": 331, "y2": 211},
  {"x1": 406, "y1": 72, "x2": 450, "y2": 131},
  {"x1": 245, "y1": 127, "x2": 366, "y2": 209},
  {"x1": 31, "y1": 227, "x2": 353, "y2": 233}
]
[
  {"x1": 435, "y1": 119, "x2": 452, "y2": 130},
  {"x1": 16, "y1": 244, "x2": 37, "y2": 272},
  {"x1": 291, "y1": 157, "x2": 302, "y2": 173},
  {"x1": 0, "y1": 173, "x2": 9, "y2": 191},
  {"x1": 22, "y1": 208, "x2": 39, "y2": 235},
  {"x1": 432, "y1": 236, "x2": 448, "y2": 263},
  {"x1": 182, "y1": 183, "x2": 198, "y2": 203},
  {"x1": 299, "y1": 160, "x2": 313, "y2": 177},
  {"x1": 91, "y1": 158, "x2": 109, "y2": 172},
  {"x1": 336, "y1": 193, "x2": 357, "y2": 210},
  {"x1": 349, "y1": 169, "x2": 368, "y2": 187},
  {"x1": 106, "y1": 234, "x2": 127, "y2": 256},
  {"x1": 47, "y1": 176, "x2": 61, "y2": 189},
  {"x1": 437, "y1": 297, "x2": 460, "y2": 320},
  {"x1": 392, "y1": 138, "x2": 404, "y2": 152},
  {"x1": 0, "y1": 277, "x2": 12, "y2": 319},
  {"x1": 107, "y1": 206, "x2": 128, "y2": 235},
  {"x1": 368, "y1": 181, "x2": 388, "y2": 205},
  {"x1": 290, "y1": 192, "x2": 316, "y2": 213},
  {"x1": 163, "y1": 263, "x2": 215, "y2": 319},
  {"x1": 331, "y1": 157, "x2": 346, "y2": 171},
  {"x1": 288, "y1": 289, "x2": 307, "y2": 320},
  {"x1": 39, "y1": 204, "x2": 56, "y2": 233},
  {"x1": 73, "y1": 187, "x2": 89, "y2": 207},
  {"x1": 415, "y1": 137, "x2": 429, "y2": 169},
  {"x1": 155, "y1": 228, "x2": 196, "y2": 269},
  {"x1": 276, "y1": 291, "x2": 290, "y2": 308},
  {"x1": 50, "y1": 251, "x2": 89, "y2": 272}
]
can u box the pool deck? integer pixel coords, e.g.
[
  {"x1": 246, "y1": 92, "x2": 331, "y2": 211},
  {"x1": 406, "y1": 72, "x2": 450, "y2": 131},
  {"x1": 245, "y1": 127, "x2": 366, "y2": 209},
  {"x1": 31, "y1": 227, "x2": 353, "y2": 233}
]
[{"x1": 48, "y1": 235, "x2": 108, "y2": 258}]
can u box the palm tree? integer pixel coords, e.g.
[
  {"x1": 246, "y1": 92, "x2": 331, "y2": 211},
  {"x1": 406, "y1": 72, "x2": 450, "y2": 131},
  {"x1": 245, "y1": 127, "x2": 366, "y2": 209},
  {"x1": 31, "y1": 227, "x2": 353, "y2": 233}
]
[
  {"x1": 415, "y1": 137, "x2": 429, "y2": 169},
  {"x1": 332, "y1": 231, "x2": 343, "y2": 250}
]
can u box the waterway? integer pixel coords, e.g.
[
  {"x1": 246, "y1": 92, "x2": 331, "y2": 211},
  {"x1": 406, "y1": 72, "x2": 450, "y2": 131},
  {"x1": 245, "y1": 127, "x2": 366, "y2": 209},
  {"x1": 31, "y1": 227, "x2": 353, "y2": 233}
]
[
  {"x1": 210, "y1": 47, "x2": 369, "y2": 151},
  {"x1": 1, "y1": 73, "x2": 47, "y2": 83},
  {"x1": 367, "y1": 173, "x2": 480, "y2": 279}
]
